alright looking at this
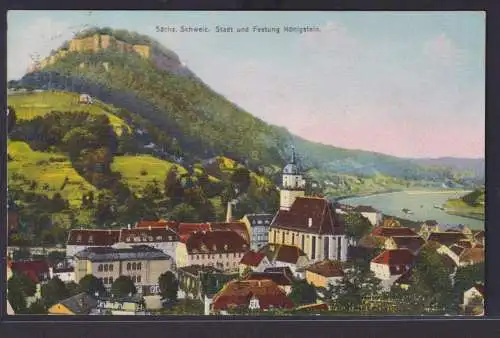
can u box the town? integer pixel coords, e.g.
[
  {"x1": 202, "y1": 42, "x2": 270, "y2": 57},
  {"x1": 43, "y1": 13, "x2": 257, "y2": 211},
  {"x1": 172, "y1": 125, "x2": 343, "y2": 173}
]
[{"x1": 6, "y1": 149, "x2": 485, "y2": 316}]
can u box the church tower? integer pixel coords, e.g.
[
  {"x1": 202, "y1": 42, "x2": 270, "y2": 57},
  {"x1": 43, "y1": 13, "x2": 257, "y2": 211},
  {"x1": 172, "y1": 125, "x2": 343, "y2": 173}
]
[{"x1": 280, "y1": 146, "x2": 306, "y2": 210}]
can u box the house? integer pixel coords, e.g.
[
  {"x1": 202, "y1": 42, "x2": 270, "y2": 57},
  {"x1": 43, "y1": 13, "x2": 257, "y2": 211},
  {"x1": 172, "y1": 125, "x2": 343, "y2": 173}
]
[
  {"x1": 177, "y1": 265, "x2": 234, "y2": 300},
  {"x1": 115, "y1": 226, "x2": 188, "y2": 268},
  {"x1": 74, "y1": 245, "x2": 174, "y2": 296},
  {"x1": 185, "y1": 230, "x2": 249, "y2": 271},
  {"x1": 461, "y1": 284, "x2": 484, "y2": 316},
  {"x1": 10, "y1": 260, "x2": 50, "y2": 305},
  {"x1": 427, "y1": 232, "x2": 469, "y2": 248},
  {"x1": 239, "y1": 251, "x2": 271, "y2": 275},
  {"x1": 48, "y1": 292, "x2": 98, "y2": 315},
  {"x1": 258, "y1": 243, "x2": 310, "y2": 278},
  {"x1": 95, "y1": 294, "x2": 148, "y2": 315},
  {"x1": 370, "y1": 249, "x2": 416, "y2": 290},
  {"x1": 49, "y1": 266, "x2": 75, "y2": 283},
  {"x1": 270, "y1": 148, "x2": 348, "y2": 263},
  {"x1": 243, "y1": 269, "x2": 295, "y2": 295},
  {"x1": 240, "y1": 213, "x2": 274, "y2": 250},
  {"x1": 211, "y1": 279, "x2": 294, "y2": 313},
  {"x1": 305, "y1": 260, "x2": 344, "y2": 288},
  {"x1": 384, "y1": 236, "x2": 425, "y2": 255},
  {"x1": 210, "y1": 221, "x2": 251, "y2": 244},
  {"x1": 66, "y1": 229, "x2": 121, "y2": 258},
  {"x1": 352, "y1": 205, "x2": 382, "y2": 226},
  {"x1": 78, "y1": 93, "x2": 93, "y2": 104}
]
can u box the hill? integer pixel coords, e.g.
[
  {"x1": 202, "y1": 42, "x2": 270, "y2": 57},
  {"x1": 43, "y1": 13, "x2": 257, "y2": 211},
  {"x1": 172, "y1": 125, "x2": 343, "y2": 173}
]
[
  {"x1": 443, "y1": 188, "x2": 485, "y2": 220},
  {"x1": 10, "y1": 27, "x2": 474, "y2": 185},
  {"x1": 410, "y1": 157, "x2": 485, "y2": 180}
]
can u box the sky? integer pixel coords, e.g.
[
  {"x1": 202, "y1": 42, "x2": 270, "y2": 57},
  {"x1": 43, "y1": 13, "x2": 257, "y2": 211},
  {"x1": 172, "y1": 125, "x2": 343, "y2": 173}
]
[{"x1": 7, "y1": 11, "x2": 485, "y2": 159}]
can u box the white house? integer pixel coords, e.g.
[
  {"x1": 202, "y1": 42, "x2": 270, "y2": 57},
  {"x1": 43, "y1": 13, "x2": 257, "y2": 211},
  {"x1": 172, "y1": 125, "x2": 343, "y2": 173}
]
[
  {"x1": 370, "y1": 249, "x2": 416, "y2": 290},
  {"x1": 49, "y1": 267, "x2": 75, "y2": 283},
  {"x1": 462, "y1": 284, "x2": 484, "y2": 316},
  {"x1": 353, "y1": 205, "x2": 382, "y2": 226}
]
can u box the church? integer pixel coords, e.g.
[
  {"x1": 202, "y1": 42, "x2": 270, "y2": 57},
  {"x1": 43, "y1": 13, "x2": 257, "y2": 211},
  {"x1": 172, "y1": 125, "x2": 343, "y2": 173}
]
[{"x1": 269, "y1": 147, "x2": 349, "y2": 262}]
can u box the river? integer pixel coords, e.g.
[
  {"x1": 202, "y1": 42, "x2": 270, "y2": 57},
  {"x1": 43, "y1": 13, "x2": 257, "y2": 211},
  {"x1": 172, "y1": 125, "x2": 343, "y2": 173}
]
[{"x1": 338, "y1": 190, "x2": 484, "y2": 230}]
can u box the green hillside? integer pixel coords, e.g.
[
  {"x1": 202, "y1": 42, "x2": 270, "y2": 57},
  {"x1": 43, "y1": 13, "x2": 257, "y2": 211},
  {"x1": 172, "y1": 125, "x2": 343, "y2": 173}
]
[
  {"x1": 443, "y1": 188, "x2": 485, "y2": 220},
  {"x1": 8, "y1": 91, "x2": 130, "y2": 135}
]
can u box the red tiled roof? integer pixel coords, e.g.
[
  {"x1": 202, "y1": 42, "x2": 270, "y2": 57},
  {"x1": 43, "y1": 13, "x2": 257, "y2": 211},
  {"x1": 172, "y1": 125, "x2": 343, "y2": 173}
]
[
  {"x1": 427, "y1": 232, "x2": 467, "y2": 247},
  {"x1": 212, "y1": 279, "x2": 294, "y2": 311},
  {"x1": 135, "y1": 219, "x2": 178, "y2": 231},
  {"x1": 371, "y1": 227, "x2": 418, "y2": 237},
  {"x1": 259, "y1": 244, "x2": 308, "y2": 265},
  {"x1": 66, "y1": 229, "x2": 121, "y2": 246},
  {"x1": 178, "y1": 223, "x2": 211, "y2": 242},
  {"x1": 10, "y1": 260, "x2": 50, "y2": 284},
  {"x1": 271, "y1": 197, "x2": 345, "y2": 235},
  {"x1": 210, "y1": 222, "x2": 250, "y2": 243},
  {"x1": 119, "y1": 228, "x2": 180, "y2": 243},
  {"x1": 306, "y1": 260, "x2": 344, "y2": 278},
  {"x1": 391, "y1": 236, "x2": 425, "y2": 252},
  {"x1": 244, "y1": 272, "x2": 294, "y2": 286},
  {"x1": 185, "y1": 230, "x2": 248, "y2": 254},
  {"x1": 240, "y1": 251, "x2": 266, "y2": 267},
  {"x1": 460, "y1": 248, "x2": 485, "y2": 265},
  {"x1": 371, "y1": 249, "x2": 415, "y2": 266}
]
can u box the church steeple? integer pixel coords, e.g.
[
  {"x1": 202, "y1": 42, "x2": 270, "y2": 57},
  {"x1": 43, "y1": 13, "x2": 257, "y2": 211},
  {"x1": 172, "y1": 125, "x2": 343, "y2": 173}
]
[{"x1": 280, "y1": 145, "x2": 306, "y2": 210}]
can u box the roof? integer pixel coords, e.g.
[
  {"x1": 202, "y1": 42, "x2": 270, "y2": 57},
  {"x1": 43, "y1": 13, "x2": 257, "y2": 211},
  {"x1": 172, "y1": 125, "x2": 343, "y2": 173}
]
[
  {"x1": 67, "y1": 229, "x2": 120, "y2": 246},
  {"x1": 258, "y1": 244, "x2": 308, "y2": 265},
  {"x1": 240, "y1": 251, "x2": 266, "y2": 267},
  {"x1": 353, "y1": 205, "x2": 379, "y2": 213},
  {"x1": 391, "y1": 236, "x2": 425, "y2": 252},
  {"x1": 306, "y1": 260, "x2": 344, "y2": 278},
  {"x1": 371, "y1": 249, "x2": 415, "y2": 266},
  {"x1": 135, "y1": 219, "x2": 178, "y2": 230},
  {"x1": 74, "y1": 245, "x2": 172, "y2": 262},
  {"x1": 450, "y1": 244, "x2": 466, "y2": 257},
  {"x1": 178, "y1": 223, "x2": 211, "y2": 242},
  {"x1": 460, "y1": 248, "x2": 485, "y2": 265},
  {"x1": 270, "y1": 197, "x2": 345, "y2": 235},
  {"x1": 427, "y1": 232, "x2": 467, "y2": 247},
  {"x1": 244, "y1": 272, "x2": 294, "y2": 286},
  {"x1": 10, "y1": 260, "x2": 50, "y2": 284},
  {"x1": 212, "y1": 279, "x2": 294, "y2": 310},
  {"x1": 371, "y1": 227, "x2": 418, "y2": 237},
  {"x1": 471, "y1": 284, "x2": 485, "y2": 297},
  {"x1": 56, "y1": 293, "x2": 98, "y2": 314},
  {"x1": 118, "y1": 228, "x2": 180, "y2": 244},
  {"x1": 457, "y1": 240, "x2": 473, "y2": 249},
  {"x1": 178, "y1": 265, "x2": 223, "y2": 277},
  {"x1": 210, "y1": 222, "x2": 250, "y2": 243},
  {"x1": 264, "y1": 267, "x2": 295, "y2": 276},
  {"x1": 185, "y1": 230, "x2": 248, "y2": 254},
  {"x1": 243, "y1": 214, "x2": 274, "y2": 227}
]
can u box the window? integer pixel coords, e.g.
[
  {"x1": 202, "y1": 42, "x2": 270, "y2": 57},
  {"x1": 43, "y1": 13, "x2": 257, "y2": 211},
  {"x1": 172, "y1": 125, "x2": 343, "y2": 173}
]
[
  {"x1": 109, "y1": 264, "x2": 113, "y2": 272},
  {"x1": 132, "y1": 276, "x2": 136, "y2": 283},
  {"x1": 76, "y1": 235, "x2": 82, "y2": 243},
  {"x1": 324, "y1": 237, "x2": 330, "y2": 259},
  {"x1": 137, "y1": 263, "x2": 141, "y2": 270},
  {"x1": 282, "y1": 232, "x2": 285, "y2": 243},
  {"x1": 137, "y1": 275, "x2": 141, "y2": 283},
  {"x1": 109, "y1": 277, "x2": 113, "y2": 284},
  {"x1": 273, "y1": 231, "x2": 277, "y2": 243},
  {"x1": 337, "y1": 237, "x2": 342, "y2": 260},
  {"x1": 311, "y1": 236, "x2": 316, "y2": 260},
  {"x1": 196, "y1": 255, "x2": 200, "y2": 260},
  {"x1": 127, "y1": 263, "x2": 131, "y2": 271},
  {"x1": 98, "y1": 264, "x2": 103, "y2": 272},
  {"x1": 132, "y1": 262, "x2": 137, "y2": 270},
  {"x1": 226, "y1": 262, "x2": 229, "y2": 267},
  {"x1": 292, "y1": 234, "x2": 295, "y2": 246},
  {"x1": 301, "y1": 235, "x2": 305, "y2": 251},
  {"x1": 104, "y1": 264, "x2": 109, "y2": 272},
  {"x1": 219, "y1": 254, "x2": 222, "y2": 258},
  {"x1": 104, "y1": 277, "x2": 109, "y2": 285},
  {"x1": 233, "y1": 253, "x2": 236, "y2": 258},
  {"x1": 88, "y1": 236, "x2": 94, "y2": 244}
]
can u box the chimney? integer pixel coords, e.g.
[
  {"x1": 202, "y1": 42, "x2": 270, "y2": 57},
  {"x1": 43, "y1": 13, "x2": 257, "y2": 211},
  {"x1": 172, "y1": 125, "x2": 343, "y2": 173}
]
[
  {"x1": 308, "y1": 218, "x2": 312, "y2": 227},
  {"x1": 226, "y1": 201, "x2": 233, "y2": 223}
]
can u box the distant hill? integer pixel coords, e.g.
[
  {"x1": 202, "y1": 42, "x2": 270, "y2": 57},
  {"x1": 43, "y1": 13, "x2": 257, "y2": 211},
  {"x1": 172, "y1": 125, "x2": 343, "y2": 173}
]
[{"x1": 410, "y1": 157, "x2": 484, "y2": 179}]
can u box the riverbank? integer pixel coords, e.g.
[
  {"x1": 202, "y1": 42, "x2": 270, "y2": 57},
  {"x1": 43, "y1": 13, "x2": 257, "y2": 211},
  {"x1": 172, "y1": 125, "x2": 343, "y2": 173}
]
[{"x1": 332, "y1": 188, "x2": 471, "y2": 203}]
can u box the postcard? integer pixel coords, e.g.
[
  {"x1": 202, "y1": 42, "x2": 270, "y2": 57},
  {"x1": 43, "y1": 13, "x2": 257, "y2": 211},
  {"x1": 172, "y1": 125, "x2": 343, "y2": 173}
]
[{"x1": 6, "y1": 10, "x2": 485, "y2": 316}]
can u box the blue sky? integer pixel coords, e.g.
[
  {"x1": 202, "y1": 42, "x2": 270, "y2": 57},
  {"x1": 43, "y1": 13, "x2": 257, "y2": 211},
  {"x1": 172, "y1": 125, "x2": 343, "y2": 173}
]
[{"x1": 7, "y1": 11, "x2": 485, "y2": 158}]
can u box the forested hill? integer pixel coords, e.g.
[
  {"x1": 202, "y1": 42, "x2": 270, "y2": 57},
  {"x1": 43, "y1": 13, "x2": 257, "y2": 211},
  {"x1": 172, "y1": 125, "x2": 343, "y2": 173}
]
[{"x1": 11, "y1": 28, "x2": 475, "y2": 183}]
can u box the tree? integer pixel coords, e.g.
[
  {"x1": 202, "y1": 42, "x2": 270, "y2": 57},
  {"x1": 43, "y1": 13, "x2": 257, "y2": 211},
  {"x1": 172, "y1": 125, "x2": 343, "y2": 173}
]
[
  {"x1": 66, "y1": 281, "x2": 81, "y2": 296},
  {"x1": 288, "y1": 279, "x2": 317, "y2": 306},
  {"x1": 9, "y1": 273, "x2": 37, "y2": 298},
  {"x1": 41, "y1": 276, "x2": 70, "y2": 307},
  {"x1": 453, "y1": 262, "x2": 484, "y2": 308},
  {"x1": 158, "y1": 271, "x2": 179, "y2": 302},
  {"x1": 230, "y1": 168, "x2": 251, "y2": 195},
  {"x1": 47, "y1": 251, "x2": 66, "y2": 267},
  {"x1": 26, "y1": 299, "x2": 47, "y2": 314},
  {"x1": 111, "y1": 276, "x2": 137, "y2": 298},
  {"x1": 7, "y1": 284, "x2": 27, "y2": 314},
  {"x1": 7, "y1": 105, "x2": 17, "y2": 134},
  {"x1": 169, "y1": 203, "x2": 198, "y2": 223},
  {"x1": 12, "y1": 248, "x2": 31, "y2": 261},
  {"x1": 79, "y1": 274, "x2": 106, "y2": 297},
  {"x1": 330, "y1": 263, "x2": 382, "y2": 312},
  {"x1": 343, "y1": 212, "x2": 373, "y2": 242}
]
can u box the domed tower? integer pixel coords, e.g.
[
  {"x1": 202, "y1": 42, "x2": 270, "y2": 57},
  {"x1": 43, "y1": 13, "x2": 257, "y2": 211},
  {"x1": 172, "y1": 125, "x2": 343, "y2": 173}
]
[{"x1": 280, "y1": 146, "x2": 306, "y2": 210}]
